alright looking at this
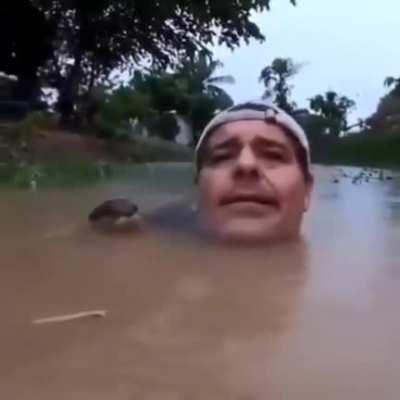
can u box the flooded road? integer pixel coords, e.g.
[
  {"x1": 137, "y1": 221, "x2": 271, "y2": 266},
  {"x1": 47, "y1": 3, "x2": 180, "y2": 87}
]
[{"x1": 1, "y1": 163, "x2": 400, "y2": 399}]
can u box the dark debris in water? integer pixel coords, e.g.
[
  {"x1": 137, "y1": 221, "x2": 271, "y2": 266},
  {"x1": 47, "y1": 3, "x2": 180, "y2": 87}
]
[{"x1": 330, "y1": 167, "x2": 397, "y2": 185}]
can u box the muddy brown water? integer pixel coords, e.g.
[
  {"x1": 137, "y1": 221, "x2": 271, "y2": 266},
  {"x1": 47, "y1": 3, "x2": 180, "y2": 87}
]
[{"x1": 1, "y1": 163, "x2": 400, "y2": 399}]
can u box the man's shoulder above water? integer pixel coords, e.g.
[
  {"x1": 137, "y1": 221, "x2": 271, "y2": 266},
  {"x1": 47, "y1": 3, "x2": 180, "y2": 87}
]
[{"x1": 146, "y1": 199, "x2": 198, "y2": 233}]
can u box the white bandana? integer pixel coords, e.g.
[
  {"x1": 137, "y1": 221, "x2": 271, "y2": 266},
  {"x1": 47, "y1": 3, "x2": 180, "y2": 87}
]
[{"x1": 195, "y1": 99, "x2": 311, "y2": 172}]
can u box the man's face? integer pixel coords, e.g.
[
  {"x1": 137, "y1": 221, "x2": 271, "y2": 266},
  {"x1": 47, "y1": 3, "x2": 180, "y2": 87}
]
[{"x1": 197, "y1": 120, "x2": 313, "y2": 243}]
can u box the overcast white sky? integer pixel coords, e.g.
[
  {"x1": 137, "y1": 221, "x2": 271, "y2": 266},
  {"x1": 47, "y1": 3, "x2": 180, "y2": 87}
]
[{"x1": 212, "y1": 0, "x2": 400, "y2": 123}]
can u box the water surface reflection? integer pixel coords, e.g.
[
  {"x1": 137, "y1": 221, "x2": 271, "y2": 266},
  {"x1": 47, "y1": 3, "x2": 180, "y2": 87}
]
[{"x1": 1, "y1": 164, "x2": 400, "y2": 399}]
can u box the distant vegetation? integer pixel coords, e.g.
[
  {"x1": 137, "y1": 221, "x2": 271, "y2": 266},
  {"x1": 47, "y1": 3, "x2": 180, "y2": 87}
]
[
  {"x1": 1, "y1": 0, "x2": 400, "y2": 188},
  {"x1": 257, "y1": 57, "x2": 400, "y2": 167},
  {"x1": 2, "y1": 0, "x2": 286, "y2": 186},
  {"x1": 0, "y1": 0, "x2": 285, "y2": 127},
  {"x1": 96, "y1": 52, "x2": 235, "y2": 143}
]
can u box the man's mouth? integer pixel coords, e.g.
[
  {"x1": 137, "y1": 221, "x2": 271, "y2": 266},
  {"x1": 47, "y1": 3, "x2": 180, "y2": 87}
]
[{"x1": 220, "y1": 193, "x2": 279, "y2": 208}]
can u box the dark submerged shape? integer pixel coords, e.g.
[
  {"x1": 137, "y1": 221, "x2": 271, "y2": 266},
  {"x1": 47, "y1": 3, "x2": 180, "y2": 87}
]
[{"x1": 88, "y1": 198, "x2": 138, "y2": 222}]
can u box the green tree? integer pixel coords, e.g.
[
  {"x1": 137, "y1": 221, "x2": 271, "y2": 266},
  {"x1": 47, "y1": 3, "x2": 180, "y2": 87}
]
[
  {"x1": 147, "y1": 113, "x2": 180, "y2": 142},
  {"x1": 100, "y1": 53, "x2": 235, "y2": 142},
  {"x1": 175, "y1": 52, "x2": 235, "y2": 137},
  {"x1": 259, "y1": 58, "x2": 302, "y2": 114},
  {"x1": 384, "y1": 76, "x2": 400, "y2": 97},
  {"x1": 293, "y1": 109, "x2": 331, "y2": 137},
  {"x1": 0, "y1": 0, "x2": 54, "y2": 104},
  {"x1": 100, "y1": 86, "x2": 154, "y2": 127},
  {"x1": 367, "y1": 77, "x2": 400, "y2": 132},
  {"x1": 176, "y1": 52, "x2": 234, "y2": 104},
  {"x1": 309, "y1": 91, "x2": 355, "y2": 136},
  {"x1": 130, "y1": 70, "x2": 189, "y2": 116},
  {"x1": 30, "y1": 0, "x2": 295, "y2": 125}
]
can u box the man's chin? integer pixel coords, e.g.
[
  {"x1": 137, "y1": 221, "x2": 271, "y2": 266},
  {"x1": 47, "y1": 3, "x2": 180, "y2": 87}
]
[{"x1": 211, "y1": 220, "x2": 287, "y2": 245}]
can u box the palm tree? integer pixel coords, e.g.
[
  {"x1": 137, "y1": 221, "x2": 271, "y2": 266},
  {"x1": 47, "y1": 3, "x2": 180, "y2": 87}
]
[
  {"x1": 130, "y1": 53, "x2": 235, "y2": 115},
  {"x1": 259, "y1": 58, "x2": 302, "y2": 113},
  {"x1": 309, "y1": 91, "x2": 355, "y2": 136},
  {"x1": 176, "y1": 51, "x2": 235, "y2": 110},
  {"x1": 169, "y1": 53, "x2": 235, "y2": 138},
  {"x1": 118, "y1": 55, "x2": 235, "y2": 142}
]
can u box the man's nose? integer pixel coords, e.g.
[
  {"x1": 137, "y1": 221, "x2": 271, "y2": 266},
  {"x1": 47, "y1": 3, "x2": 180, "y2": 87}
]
[{"x1": 234, "y1": 146, "x2": 260, "y2": 178}]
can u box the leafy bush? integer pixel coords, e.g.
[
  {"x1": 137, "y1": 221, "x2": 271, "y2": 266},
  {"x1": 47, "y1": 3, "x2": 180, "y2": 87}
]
[
  {"x1": 98, "y1": 89, "x2": 154, "y2": 132},
  {"x1": 3, "y1": 111, "x2": 57, "y2": 144},
  {"x1": 23, "y1": 111, "x2": 58, "y2": 130},
  {"x1": 367, "y1": 94, "x2": 400, "y2": 131},
  {"x1": 312, "y1": 131, "x2": 400, "y2": 167},
  {"x1": 147, "y1": 113, "x2": 180, "y2": 141}
]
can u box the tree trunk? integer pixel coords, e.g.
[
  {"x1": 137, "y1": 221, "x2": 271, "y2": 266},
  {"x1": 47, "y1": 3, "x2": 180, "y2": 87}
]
[{"x1": 57, "y1": 50, "x2": 83, "y2": 128}]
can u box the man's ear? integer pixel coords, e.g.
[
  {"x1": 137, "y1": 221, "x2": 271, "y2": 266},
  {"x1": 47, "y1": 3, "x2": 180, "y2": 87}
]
[
  {"x1": 303, "y1": 174, "x2": 314, "y2": 212},
  {"x1": 194, "y1": 168, "x2": 201, "y2": 185}
]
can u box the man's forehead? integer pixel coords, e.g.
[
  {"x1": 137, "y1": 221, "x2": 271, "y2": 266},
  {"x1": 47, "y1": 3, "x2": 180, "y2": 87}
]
[{"x1": 207, "y1": 120, "x2": 292, "y2": 148}]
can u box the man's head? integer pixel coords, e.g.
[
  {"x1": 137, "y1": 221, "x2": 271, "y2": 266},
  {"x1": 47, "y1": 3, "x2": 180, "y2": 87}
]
[{"x1": 195, "y1": 100, "x2": 313, "y2": 243}]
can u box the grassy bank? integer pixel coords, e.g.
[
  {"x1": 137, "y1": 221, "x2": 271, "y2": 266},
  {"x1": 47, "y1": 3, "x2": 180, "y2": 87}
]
[
  {"x1": 5, "y1": 113, "x2": 400, "y2": 188},
  {"x1": 0, "y1": 117, "x2": 193, "y2": 188},
  {"x1": 108, "y1": 134, "x2": 193, "y2": 164},
  {"x1": 0, "y1": 161, "x2": 130, "y2": 188},
  {"x1": 310, "y1": 131, "x2": 400, "y2": 169}
]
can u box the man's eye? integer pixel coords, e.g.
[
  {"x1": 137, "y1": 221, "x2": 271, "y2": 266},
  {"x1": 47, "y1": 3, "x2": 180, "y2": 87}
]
[
  {"x1": 261, "y1": 151, "x2": 285, "y2": 161},
  {"x1": 209, "y1": 153, "x2": 233, "y2": 163}
]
